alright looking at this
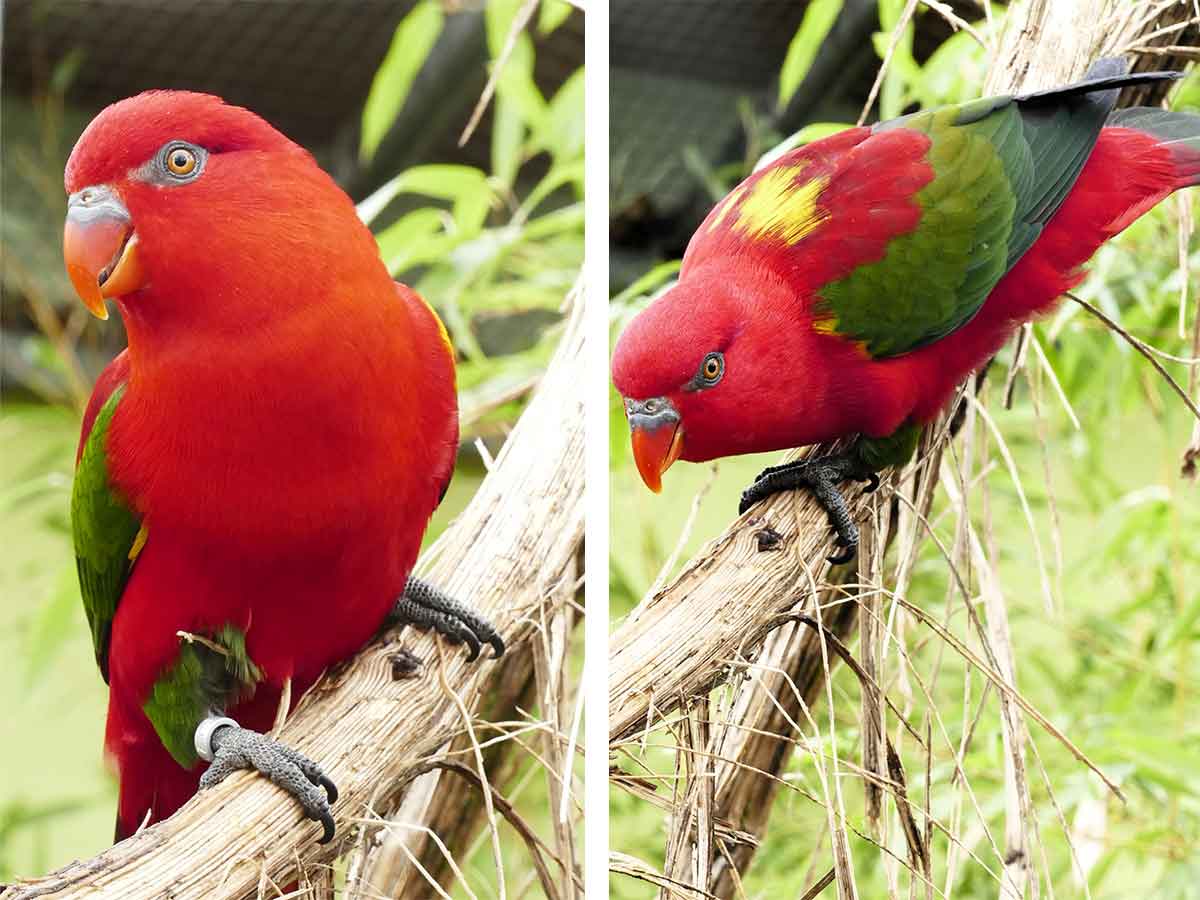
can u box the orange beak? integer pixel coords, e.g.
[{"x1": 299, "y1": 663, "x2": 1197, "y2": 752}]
[
  {"x1": 63, "y1": 186, "x2": 144, "y2": 319},
  {"x1": 626, "y1": 397, "x2": 685, "y2": 493}
]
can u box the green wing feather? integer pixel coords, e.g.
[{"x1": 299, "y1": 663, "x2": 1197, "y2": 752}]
[
  {"x1": 818, "y1": 62, "x2": 1176, "y2": 358},
  {"x1": 72, "y1": 385, "x2": 142, "y2": 682}
]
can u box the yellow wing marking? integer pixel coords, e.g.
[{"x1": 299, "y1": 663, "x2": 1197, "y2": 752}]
[
  {"x1": 811, "y1": 316, "x2": 839, "y2": 335},
  {"x1": 732, "y1": 164, "x2": 829, "y2": 245},
  {"x1": 128, "y1": 523, "x2": 149, "y2": 562},
  {"x1": 707, "y1": 183, "x2": 748, "y2": 233},
  {"x1": 414, "y1": 292, "x2": 455, "y2": 364}
]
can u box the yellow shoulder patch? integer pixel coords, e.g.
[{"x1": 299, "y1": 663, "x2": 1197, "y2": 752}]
[
  {"x1": 732, "y1": 165, "x2": 829, "y2": 246},
  {"x1": 707, "y1": 182, "x2": 749, "y2": 233}
]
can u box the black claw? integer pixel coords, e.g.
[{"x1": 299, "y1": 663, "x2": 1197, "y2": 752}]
[
  {"x1": 318, "y1": 773, "x2": 338, "y2": 804},
  {"x1": 201, "y1": 723, "x2": 338, "y2": 843},
  {"x1": 314, "y1": 808, "x2": 335, "y2": 844},
  {"x1": 391, "y1": 577, "x2": 505, "y2": 662},
  {"x1": 462, "y1": 631, "x2": 481, "y2": 662},
  {"x1": 827, "y1": 542, "x2": 857, "y2": 565},
  {"x1": 738, "y1": 449, "x2": 876, "y2": 566}
]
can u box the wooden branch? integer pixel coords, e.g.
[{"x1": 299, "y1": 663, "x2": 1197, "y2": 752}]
[
  {"x1": 608, "y1": 438, "x2": 882, "y2": 746},
  {"x1": 2, "y1": 295, "x2": 585, "y2": 900},
  {"x1": 360, "y1": 558, "x2": 583, "y2": 898},
  {"x1": 347, "y1": 636, "x2": 540, "y2": 898},
  {"x1": 704, "y1": 576, "x2": 861, "y2": 898}
]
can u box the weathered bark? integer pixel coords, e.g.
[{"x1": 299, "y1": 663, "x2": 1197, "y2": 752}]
[
  {"x1": 2, "y1": 296, "x2": 585, "y2": 900},
  {"x1": 355, "y1": 556, "x2": 583, "y2": 899}
]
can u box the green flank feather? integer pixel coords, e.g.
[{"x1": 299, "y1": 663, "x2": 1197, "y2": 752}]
[
  {"x1": 71, "y1": 386, "x2": 142, "y2": 682},
  {"x1": 143, "y1": 626, "x2": 263, "y2": 767}
]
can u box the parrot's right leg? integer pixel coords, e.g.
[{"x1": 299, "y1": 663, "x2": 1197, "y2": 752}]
[
  {"x1": 737, "y1": 450, "x2": 879, "y2": 564},
  {"x1": 195, "y1": 716, "x2": 339, "y2": 843},
  {"x1": 386, "y1": 576, "x2": 505, "y2": 662}
]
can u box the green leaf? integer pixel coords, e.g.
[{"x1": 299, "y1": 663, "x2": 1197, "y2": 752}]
[
  {"x1": 491, "y1": 92, "x2": 525, "y2": 188},
  {"x1": 359, "y1": 1, "x2": 445, "y2": 163},
  {"x1": 537, "y1": 0, "x2": 573, "y2": 35},
  {"x1": 498, "y1": 35, "x2": 548, "y2": 133},
  {"x1": 610, "y1": 260, "x2": 681, "y2": 307},
  {"x1": 516, "y1": 159, "x2": 585, "y2": 220},
  {"x1": 360, "y1": 164, "x2": 494, "y2": 233},
  {"x1": 532, "y1": 68, "x2": 584, "y2": 161},
  {"x1": 872, "y1": 0, "x2": 918, "y2": 120},
  {"x1": 375, "y1": 208, "x2": 447, "y2": 274},
  {"x1": 777, "y1": 0, "x2": 843, "y2": 112},
  {"x1": 486, "y1": 0, "x2": 524, "y2": 54},
  {"x1": 755, "y1": 122, "x2": 853, "y2": 172},
  {"x1": 486, "y1": 1, "x2": 547, "y2": 134},
  {"x1": 915, "y1": 27, "x2": 989, "y2": 108}
]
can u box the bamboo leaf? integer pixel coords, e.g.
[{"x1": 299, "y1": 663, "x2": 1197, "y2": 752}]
[
  {"x1": 777, "y1": 0, "x2": 843, "y2": 112},
  {"x1": 360, "y1": 1, "x2": 445, "y2": 163}
]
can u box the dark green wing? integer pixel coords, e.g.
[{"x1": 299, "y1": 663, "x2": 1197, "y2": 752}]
[
  {"x1": 817, "y1": 61, "x2": 1179, "y2": 358},
  {"x1": 72, "y1": 385, "x2": 143, "y2": 682}
]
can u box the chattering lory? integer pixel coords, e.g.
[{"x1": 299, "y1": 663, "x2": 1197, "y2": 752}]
[
  {"x1": 613, "y1": 60, "x2": 1200, "y2": 562},
  {"x1": 64, "y1": 91, "x2": 504, "y2": 844}
]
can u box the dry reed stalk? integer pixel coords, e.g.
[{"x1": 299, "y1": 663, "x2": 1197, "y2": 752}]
[
  {"x1": 347, "y1": 639, "x2": 540, "y2": 898},
  {"x1": 1, "y1": 291, "x2": 585, "y2": 900}
]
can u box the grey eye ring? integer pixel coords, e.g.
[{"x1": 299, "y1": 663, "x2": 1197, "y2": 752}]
[
  {"x1": 699, "y1": 351, "x2": 724, "y2": 386},
  {"x1": 158, "y1": 142, "x2": 205, "y2": 181}
]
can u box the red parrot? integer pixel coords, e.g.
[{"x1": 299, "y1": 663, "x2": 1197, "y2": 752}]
[
  {"x1": 64, "y1": 91, "x2": 503, "y2": 844},
  {"x1": 612, "y1": 60, "x2": 1200, "y2": 562}
]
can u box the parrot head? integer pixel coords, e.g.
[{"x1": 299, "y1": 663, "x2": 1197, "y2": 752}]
[
  {"x1": 612, "y1": 263, "x2": 825, "y2": 493},
  {"x1": 62, "y1": 91, "x2": 381, "y2": 332}
]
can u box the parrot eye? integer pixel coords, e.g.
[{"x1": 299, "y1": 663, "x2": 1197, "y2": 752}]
[
  {"x1": 684, "y1": 351, "x2": 725, "y2": 391},
  {"x1": 157, "y1": 142, "x2": 205, "y2": 181}
]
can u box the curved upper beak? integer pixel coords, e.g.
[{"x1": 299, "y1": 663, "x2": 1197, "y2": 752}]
[
  {"x1": 63, "y1": 185, "x2": 144, "y2": 319},
  {"x1": 625, "y1": 397, "x2": 685, "y2": 493}
]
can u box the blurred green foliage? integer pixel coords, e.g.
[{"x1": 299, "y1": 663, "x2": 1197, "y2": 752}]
[
  {"x1": 361, "y1": 0, "x2": 583, "y2": 433},
  {"x1": 609, "y1": 6, "x2": 1200, "y2": 898},
  {"x1": 1, "y1": 0, "x2": 582, "y2": 890}
]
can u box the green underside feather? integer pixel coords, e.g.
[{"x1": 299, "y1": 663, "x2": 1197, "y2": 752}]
[
  {"x1": 143, "y1": 625, "x2": 263, "y2": 768},
  {"x1": 856, "y1": 422, "x2": 923, "y2": 471},
  {"x1": 72, "y1": 388, "x2": 264, "y2": 766},
  {"x1": 72, "y1": 387, "x2": 142, "y2": 682}
]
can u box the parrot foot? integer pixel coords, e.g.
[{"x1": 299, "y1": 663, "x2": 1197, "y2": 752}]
[
  {"x1": 738, "y1": 453, "x2": 878, "y2": 564},
  {"x1": 196, "y1": 716, "x2": 338, "y2": 843},
  {"x1": 389, "y1": 576, "x2": 505, "y2": 662}
]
